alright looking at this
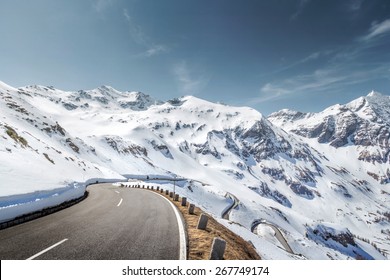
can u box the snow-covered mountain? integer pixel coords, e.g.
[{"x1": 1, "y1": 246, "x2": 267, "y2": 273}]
[
  {"x1": 268, "y1": 91, "x2": 390, "y2": 175},
  {"x1": 1, "y1": 81, "x2": 389, "y2": 259}
]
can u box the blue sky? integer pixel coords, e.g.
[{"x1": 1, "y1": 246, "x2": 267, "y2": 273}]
[{"x1": 1, "y1": 0, "x2": 389, "y2": 115}]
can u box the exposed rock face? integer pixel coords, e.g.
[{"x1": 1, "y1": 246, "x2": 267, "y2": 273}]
[
  {"x1": 1, "y1": 81, "x2": 390, "y2": 260},
  {"x1": 268, "y1": 92, "x2": 390, "y2": 164},
  {"x1": 307, "y1": 224, "x2": 357, "y2": 247}
]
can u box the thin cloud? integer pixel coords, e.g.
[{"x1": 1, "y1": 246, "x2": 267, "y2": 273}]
[
  {"x1": 123, "y1": 8, "x2": 168, "y2": 57},
  {"x1": 145, "y1": 45, "x2": 167, "y2": 57},
  {"x1": 302, "y1": 52, "x2": 320, "y2": 62},
  {"x1": 271, "y1": 52, "x2": 322, "y2": 74},
  {"x1": 254, "y1": 21, "x2": 390, "y2": 105},
  {"x1": 347, "y1": 0, "x2": 364, "y2": 12},
  {"x1": 123, "y1": 8, "x2": 131, "y2": 21},
  {"x1": 123, "y1": 9, "x2": 147, "y2": 45},
  {"x1": 254, "y1": 83, "x2": 292, "y2": 103},
  {"x1": 92, "y1": 0, "x2": 114, "y2": 13},
  {"x1": 257, "y1": 70, "x2": 346, "y2": 103},
  {"x1": 254, "y1": 65, "x2": 388, "y2": 104},
  {"x1": 173, "y1": 61, "x2": 208, "y2": 95},
  {"x1": 259, "y1": 50, "x2": 337, "y2": 79},
  {"x1": 362, "y1": 18, "x2": 390, "y2": 41},
  {"x1": 290, "y1": 0, "x2": 311, "y2": 20}
]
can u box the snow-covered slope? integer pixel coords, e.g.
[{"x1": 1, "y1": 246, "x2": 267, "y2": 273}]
[{"x1": 1, "y1": 81, "x2": 389, "y2": 259}]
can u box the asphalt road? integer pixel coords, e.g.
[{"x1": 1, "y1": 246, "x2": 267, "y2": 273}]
[
  {"x1": 252, "y1": 221, "x2": 294, "y2": 254},
  {"x1": 0, "y1": 184, "x2": 182, "y2": 260},
  {"x1": 222, "y1": 193, "x2": 239, "y2": 220}
]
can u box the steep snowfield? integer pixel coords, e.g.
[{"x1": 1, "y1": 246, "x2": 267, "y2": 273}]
[{"x1": 0, "y1": 81, "x2": 389, "y2": 259}]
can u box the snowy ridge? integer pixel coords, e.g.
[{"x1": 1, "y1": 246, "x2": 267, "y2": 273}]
[{"x1": 1, "y1": 81, "x2": 389, "y2": 259}]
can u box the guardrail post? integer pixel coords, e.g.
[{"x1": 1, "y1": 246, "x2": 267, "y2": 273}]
[
  {"x1": 151, "y1": 186, "x2": 154, "y2": 190},
  {"x1": 181, "y1": 197, "x2": 187, "y2": 206},
  {"x1": 169, "y1": 192, "x2": 173, "y2": 198},
  {"x1": 197, "y1": 213, "x2": 209, "y2": 230},
  {"x1": 188, "y1": 203, "x2": 195, "y2": 214},
  {"x1": 160, "y1": 188, "x2": 163, "y2": 193},
  {"x1": 165, "y1": 190, "x2": 169, "y2": 195},
  {"x1": 174, "y1": 194, "x2": 179, "y2": 201},
  {"x1": 209, "y1": 238, "x2": 226, "y2": 260},
  {"x1": 157, "y1": 186, "x2": 160, "y2": 191}
]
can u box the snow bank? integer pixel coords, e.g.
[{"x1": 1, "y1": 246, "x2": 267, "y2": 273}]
[
  {"x1": 0, "y1": 177, "x2": 125, "y2": 223},
  {"x1": 0, "y1": 182, "x2": 85, "y2": 223}
]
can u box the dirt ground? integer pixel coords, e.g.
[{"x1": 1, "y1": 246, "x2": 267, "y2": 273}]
[{"x1": 152, "y1": 188, "x2": 261, "y2": 260}]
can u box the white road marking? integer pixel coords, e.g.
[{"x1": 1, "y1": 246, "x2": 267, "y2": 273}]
[
  {"x1": 117, "y1": 198, "x2": 123, "y2": 207},
  {"x1": 149, "y1": 191, "x2": 187, "y2": 260},
  {"x1": 26, "y1": 238, "x2": 68, "y2": 260},
  {"x1": 115, "y1": 191, "x2": 120, "y2": 194}
]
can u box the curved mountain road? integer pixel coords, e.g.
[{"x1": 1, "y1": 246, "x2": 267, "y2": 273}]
[
  {"x1": 221, "y1": 192, "x2": 295, "y2": 255},
  {"x1": 0, "y1": 183, "x2": 185, "y2": 260},
  {"x1": 222, "y1": 192, "x2": 240, "y2": 220},
  {"x1": 251, "y1": 220, "x2": 294, "y2": 254}
]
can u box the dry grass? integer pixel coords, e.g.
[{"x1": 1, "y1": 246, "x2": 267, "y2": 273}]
[
  {"x1": 152, "y1": 188, "x2": 261, "y2": 260},
  {"x1": 5, "y1": 125, "x2": 28, "y2": 147}
]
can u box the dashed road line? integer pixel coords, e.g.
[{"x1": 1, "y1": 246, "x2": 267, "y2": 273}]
[
  {"x1": 117, "y1": 198, "x2": 123, "y2": 207},
  {"x1": 26, "y1": 238, "x2": 68, "y2": 260}
]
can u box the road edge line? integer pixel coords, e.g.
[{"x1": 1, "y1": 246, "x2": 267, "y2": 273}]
[{"x1": 148, "y1": 191, "x2": 187, "y2": 260}]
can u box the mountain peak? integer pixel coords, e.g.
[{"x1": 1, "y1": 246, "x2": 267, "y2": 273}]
[
  {"x1": 364, "y1": 91, "x2": 390, "y2": 108},
  {"x1": 98, "y1": 85, "x2": 115, "y2": 91},
  {"x1": 94, "y1": 85, "x2": 122, "y2": 96},
  {"x1": 0, "y1": 80, "x2": 17, "y2": 91},
  {"x1": 267, "y1": 109, "x2": 309, "y2": 128},
  {"x1": 342, "y1": 91, "x2": 390, "y2": 115},
  {"x1": 367, "y1": 90, "x2": 383, "y2": 98},
  {"x1": 1, "y1": 80, "x2": 390, "y2": 260}
]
